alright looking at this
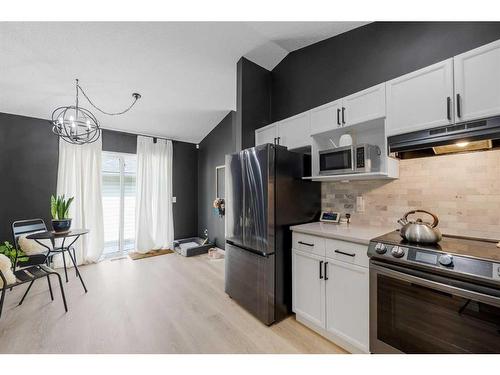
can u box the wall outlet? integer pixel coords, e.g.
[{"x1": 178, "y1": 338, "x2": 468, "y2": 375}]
[
  {"x1": 356, "y1": 196, "x2": 365, "y2": 212},
  {"x1": 172, "y1": 196, "x2": 177, "y2": 203}
]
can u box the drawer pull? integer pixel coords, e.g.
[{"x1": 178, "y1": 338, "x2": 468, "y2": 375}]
[
  {"x1": 319, "y1": 260, "x2": 323, "y2": 279},
  {"x1": 298, "y1": 241, "x2": 314, "y2": 247},
  {"x1": 324, "y1": 261, "x2": 329, "y2": 280},
  {"x1": 335, "y1": 249, "x2": 356, "y2": 257}
]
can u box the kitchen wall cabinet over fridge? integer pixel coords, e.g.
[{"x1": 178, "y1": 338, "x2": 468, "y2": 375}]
[
  {"x1": 255, "y1": 112, "x2": 310, "y2": 150},
  {"x1": 255, "y1": 123, "x2": 277, "y2": 146}
]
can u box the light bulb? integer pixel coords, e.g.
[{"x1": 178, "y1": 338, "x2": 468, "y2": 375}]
[
  {"x1": 456, "y1": 141, "x2": 469, "y2": 148},
  {"x1": 86, "y1": 119, "x2": 91, "y2": 130},
  {"x1": 58, "y1": 117, "x2": 63, "y2": 124}
]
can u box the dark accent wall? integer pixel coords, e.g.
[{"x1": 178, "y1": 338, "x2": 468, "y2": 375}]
[
  {"x1": 236, "y1": 57, "x2": 272, "y2": 150},
  {"x1": 271, "y1": 22, "x2": 500, "y2": 122},
  {"x1": 0, "y1": 113, "x2": 198, "y2": 243},
  {"x1": 172, "y1": 141, "x2": 198, "y2": 239},
  {"x1": 0, "y1": 113, "x2": 58, "y2": 242},
  {"x1": 102, "y1": 129, "x2": 137, "y2": 154},
  {"x1": 198, "y1": 111, "x2": 236, "y2": 249}
]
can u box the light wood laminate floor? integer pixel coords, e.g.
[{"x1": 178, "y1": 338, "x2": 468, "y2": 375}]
[{"x1": 0, "y1": 252, "x2": 346, "y2": 354}]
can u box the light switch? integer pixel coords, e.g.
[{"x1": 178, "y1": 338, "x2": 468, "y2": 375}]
[{"x1": 172, "y1": 196, "x2": 177, "y2": 203}]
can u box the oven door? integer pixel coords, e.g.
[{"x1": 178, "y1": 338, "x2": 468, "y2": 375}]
[
  {"x1": 370, "y1": 261, "x2": 500, "y2": 354},
  {"x1": 319, "y1": 146, "x2": 354, "y2": 175}
]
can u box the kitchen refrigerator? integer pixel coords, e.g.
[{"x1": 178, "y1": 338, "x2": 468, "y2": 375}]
[{"x1": 225, "y1": 143, "x2": 320, "y2": 325}]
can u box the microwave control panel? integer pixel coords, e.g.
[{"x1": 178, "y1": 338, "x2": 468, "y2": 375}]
[{"x1": 356, "y1": 147, "x2": 365, "y2": 168}]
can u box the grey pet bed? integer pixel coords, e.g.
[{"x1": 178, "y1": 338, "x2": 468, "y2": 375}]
[{"x1": 173, "y1": 237, "x2": 214, "y2": 257}]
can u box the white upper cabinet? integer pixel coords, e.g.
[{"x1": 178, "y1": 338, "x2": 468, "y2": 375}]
[
  {"x1": 255, "y1": 123, "x2": 278, "y2": 146},
  {"x1": 278, "y1": 112, "x2": 310, "y2": 149},
  {"x1": 454, "y1": 39, "x2": 500, "y2": 122},
  {"x1": 386, "y1": 59, "x2": 454, "y2": 136},
  {"x1": 310, "y1": 85, "x2": 385, "y2": 134},
  {"x1": 343, "y1": 83, "x2": 386, "y2": 127},
  {"x1": 292, "y1": 249, "x2": 326, "y2": 328},
  {"x1": 310, "y1": 99, "x2": 343, "y2": 135}
]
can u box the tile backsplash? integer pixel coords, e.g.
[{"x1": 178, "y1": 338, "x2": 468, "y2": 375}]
[{"x1": 322, "y1": 149, "x2": 500, "y2": 240}]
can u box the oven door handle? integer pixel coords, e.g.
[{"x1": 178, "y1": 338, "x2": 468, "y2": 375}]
[{"x1": 370, "y1": 262, "x2": 500, "y2": 307}]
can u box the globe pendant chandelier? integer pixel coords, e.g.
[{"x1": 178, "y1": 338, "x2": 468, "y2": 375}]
[{"x1": 51, "y1": 79, "x2": 141, "y2": 145}]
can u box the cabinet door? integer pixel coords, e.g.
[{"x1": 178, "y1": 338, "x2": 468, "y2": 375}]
[
  {"x1": 277, "y1": 113, "x2": 310, "y2": 149},
  {"x1": 292, "y1": 249, "x2": 325, "y2": 328},
  {"x1": 310, "y1": 99, "x2": 343, "y2": 135},
  {"x1": 325, "y1": 259, "x2": 369, "y2": 353},
  {"x1": 255, "y1": 123, "x2": 277, "y2": 146},
  {"x1": 454, "y1": 39, "x2": 500, "y2": 122},
  {"x1": 386, "y1": 59, "x2": 454, "y2": 136},
  {"x1": 343, "y1": 83, "x2": 385, "y2": 127}
]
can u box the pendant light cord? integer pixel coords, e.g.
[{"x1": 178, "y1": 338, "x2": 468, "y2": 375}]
[{"x1": 76, "y1": 80, "x2": 141, "y2": 116}]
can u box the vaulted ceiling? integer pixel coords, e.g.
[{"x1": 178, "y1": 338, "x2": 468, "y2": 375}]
[{"x1": 0, "y1": 22, "x2": 368, "y2": 143}]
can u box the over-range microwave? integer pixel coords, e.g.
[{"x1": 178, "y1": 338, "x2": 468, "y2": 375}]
[{"x1": 319, "y1": 144, "x2": 381, "y2": 175}]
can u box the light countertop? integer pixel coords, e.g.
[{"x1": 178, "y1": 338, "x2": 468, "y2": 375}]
[{"x1": 290, "y1": 222, "x2": 396, "y2": 245}]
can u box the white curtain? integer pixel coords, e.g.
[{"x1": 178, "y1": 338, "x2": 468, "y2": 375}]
[
  {"x1": 135, "y1": 136, "x2": 174, "y2": 253},
  {"x1": 57, "y1": 138, "x2": 104, "y2": 264}
]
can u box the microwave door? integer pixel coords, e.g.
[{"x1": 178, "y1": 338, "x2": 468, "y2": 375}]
[{"x1": 319, "y1": 146, "x2": 354, "y2": 175}]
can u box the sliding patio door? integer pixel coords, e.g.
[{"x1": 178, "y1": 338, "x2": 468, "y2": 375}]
[{"x1": 102, "y1": 152, "x2": 137, "y2": 256}]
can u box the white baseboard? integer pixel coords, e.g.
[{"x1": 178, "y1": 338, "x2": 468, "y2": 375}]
[{"x1": 295, "y1": 314, "x2": 369, "y2": 354}]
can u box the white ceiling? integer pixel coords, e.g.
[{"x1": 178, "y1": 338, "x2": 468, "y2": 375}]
[{"x1": 0, "y1": 22, "x2": 368, "y2": 143}]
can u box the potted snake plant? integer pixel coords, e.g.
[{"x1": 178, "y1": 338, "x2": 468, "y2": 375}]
[{"x1": 50, "y1": 194, "x2": 74, "y2": 232}]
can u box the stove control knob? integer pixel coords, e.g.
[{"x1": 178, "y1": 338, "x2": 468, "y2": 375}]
[
  {"x1": 375, "y1": 243, "x2": 387, "y2": 254},
  {"x1": 439, "y1": 254, "x2": 454, "y2": 267},
  {"x1": 391, "y1": 246, "x2": 405, "y2": 258}
]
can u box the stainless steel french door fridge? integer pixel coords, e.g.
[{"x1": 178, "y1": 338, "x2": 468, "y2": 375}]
[{"x1": 225, "y1": 144, "x2": 320, "y2": 325}]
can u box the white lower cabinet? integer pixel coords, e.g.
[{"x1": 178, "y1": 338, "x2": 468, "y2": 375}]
[
  {"x1": 292, "y1": 250, "x2": 325, "y2": 328},
  {"x1": 292, "y1": 232, "x2": 369, "y2": 353},
  {"x1": 325, "y1": 260, "x2": 369, "y2": 353}
]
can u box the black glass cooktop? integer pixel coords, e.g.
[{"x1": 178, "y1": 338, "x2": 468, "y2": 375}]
[{"x1": 372, "y1": 230, "x2": 500, "y2": 262}]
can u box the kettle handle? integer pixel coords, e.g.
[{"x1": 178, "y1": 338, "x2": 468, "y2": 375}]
[{"x1": 402, "y1": 210, "x2": 439, "y2": 228}]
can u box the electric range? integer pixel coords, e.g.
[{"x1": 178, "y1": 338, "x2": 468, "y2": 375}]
[{"x1": 367, "y1": 231, "x2": 500, "y2": 354}]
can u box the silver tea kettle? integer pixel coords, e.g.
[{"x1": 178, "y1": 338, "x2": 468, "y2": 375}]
[{"x1": 397, "y1": 210, "x2": 442, "y2": 244}]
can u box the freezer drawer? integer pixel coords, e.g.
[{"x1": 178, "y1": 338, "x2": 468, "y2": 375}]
[{"x1": 225, "y1": 242, "x2": 275, "y2": 325}]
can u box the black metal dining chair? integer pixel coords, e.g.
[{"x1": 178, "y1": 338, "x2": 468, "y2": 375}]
[{"x1": 0, "y1": 219, "x2": 68, "y2": 319}]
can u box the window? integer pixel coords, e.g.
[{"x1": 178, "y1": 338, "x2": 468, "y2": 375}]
[{"x1": 102, "y1": 152, "x2": 137, "y2": 256}]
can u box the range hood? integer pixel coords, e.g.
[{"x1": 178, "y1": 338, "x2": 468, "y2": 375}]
[{"x1": 388, "y1": 116, "x2": 500, "y2": 155}]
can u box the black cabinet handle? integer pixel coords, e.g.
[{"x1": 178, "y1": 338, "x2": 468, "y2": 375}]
[
  {"x1": 342, "y1": 107, "x2": 346, "y2": 125},
  {"x1": 277, "y1": 136, "x2": 281, "y2": 145},
  {"x1": 337, "y1": 108, "x2": 341, "y2": 126},
  {"x1": 335, "y1": 249, "x2": 356, "y2": 257},
  {"x1": 447, "y1": 96, "x2": 451, "y2": 120},
  {"x1": 456, "y1": 93, "x2": 462, "y2": 118},
  {"x1": 273, "y1": 137, "x2": 277, "y2": 144},
  {"x1": 324, "y1": 261, "x2": 328, "y2": 280},
  {"x1": 319, "y1": 260, "x2": 323, "y2": 279},
  {"x1": 298, "y1": 241, "x2": 314, "y2": 247}
]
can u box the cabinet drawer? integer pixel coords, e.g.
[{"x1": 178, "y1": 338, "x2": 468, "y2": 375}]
[
  {"x1": 325, "y1": 238, "x2": 369, "y2": 267},
  {"x1": 292, "y1": 233, "x2": 326, "y2": 257}
]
